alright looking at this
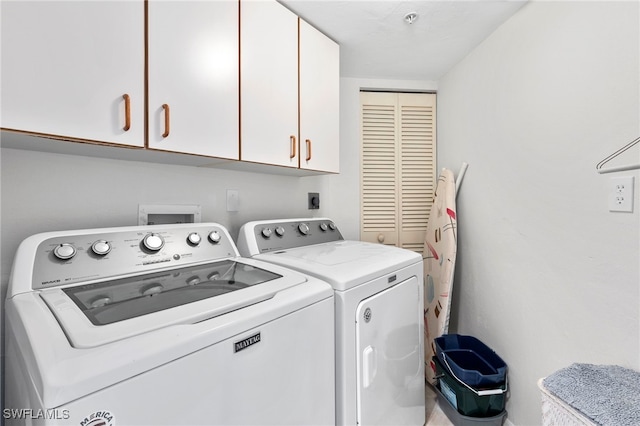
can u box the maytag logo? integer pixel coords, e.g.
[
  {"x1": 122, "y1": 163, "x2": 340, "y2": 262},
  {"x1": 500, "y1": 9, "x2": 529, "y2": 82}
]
[{"x1": 234, "y1": 332, "x2": 261, "y2": 353}]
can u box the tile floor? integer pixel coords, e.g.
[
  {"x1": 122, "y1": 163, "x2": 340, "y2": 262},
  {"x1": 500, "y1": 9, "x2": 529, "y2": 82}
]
[{"x1": 425, "y1": 383, "x2": 454, "y2": 425}]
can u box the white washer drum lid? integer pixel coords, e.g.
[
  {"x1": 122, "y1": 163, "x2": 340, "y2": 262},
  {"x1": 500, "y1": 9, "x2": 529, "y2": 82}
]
[
  {"x1": 40, "y1": 259, "x2": 304, "y2": 348},
  {"x1": 258, "y1": 240, "x2": 422, "y2": 291}
]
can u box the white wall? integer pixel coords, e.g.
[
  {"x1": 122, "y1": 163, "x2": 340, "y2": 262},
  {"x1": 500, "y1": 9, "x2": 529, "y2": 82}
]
[{"x1": 437, "y1": 1, "x2": 640, "y2": 424}]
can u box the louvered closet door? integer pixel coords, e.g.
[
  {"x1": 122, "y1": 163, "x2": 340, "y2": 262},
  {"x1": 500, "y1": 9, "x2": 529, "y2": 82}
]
[
  {"x1": 361, "y1": 92, "x2": 399, "y2": 246},
  {"x1": 360, "y1": 92, "x2": 437, "y2": 255},
  {"x1": 398, "y1": 93, "x2": 437, "y2": 254}
]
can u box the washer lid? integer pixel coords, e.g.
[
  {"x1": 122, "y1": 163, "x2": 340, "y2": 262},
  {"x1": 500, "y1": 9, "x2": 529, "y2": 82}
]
[
  {"x1": 40, "y1": 259, "x2": 305, "y2": 348},
  {"x1": 255, "y1": 240, "x2": 422, "y2": 291}
]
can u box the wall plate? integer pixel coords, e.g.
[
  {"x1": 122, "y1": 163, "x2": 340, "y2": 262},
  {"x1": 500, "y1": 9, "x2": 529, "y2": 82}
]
[
  {"x1": 308, "y1": 192, "x2": 320, "y2": 209},
  {"x1": 227, "y1": 189, "x2": 239, "y2": 212},
  {"x1": 608, "y1": 176, "x2": 634, "y2": 213}
]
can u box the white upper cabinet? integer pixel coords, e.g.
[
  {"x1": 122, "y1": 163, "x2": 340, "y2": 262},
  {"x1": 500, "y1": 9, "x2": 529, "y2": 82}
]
[
  {"x1": 299, "y1": 19, "x2": 340, "y2": 173},
  {"x1": 240, "y1": 0, "x2": 299, "y2": 168},
  {"x1": 240, "y1": 0, "x2": 340, "y2": 173},
  {"x1": 1, "y1": 1, "x2": 144, "y2": 147},
  {"x1": 1, "y1": 0, "x2": 339, "y2": 174},
  {"x1": 147, "y1": 0, "x2": 239, "y2": 159}
]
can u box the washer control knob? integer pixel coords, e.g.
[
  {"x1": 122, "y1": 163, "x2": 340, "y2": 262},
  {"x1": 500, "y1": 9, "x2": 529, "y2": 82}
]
[
  {"x1": 187, "y1": 232, "x2": 201, "y2": 246},
  {"x1": 319, "y1": 223, "x2": 328, "y2": 232},
  {"x1": 142, "y1": 233, "x2": 165, "y2": 251},
  {"x1": 53, "y1": 243, "x2": 77, "y2": 260},
  {"x1": 208, "y1": 231, "x2": 221, "y2": 244},
  {"x1": 261, "y1": 227, "x2": 273, "y2": 238},
  {"x1": 298, "y1": 223, "x2": 310, "y2": 235},
  {"x1": 275, "y1": 226, "x2": 285, "y2": 237},
  {"x1": 329, "y1": 222, "x2": 337, "y2": 231},
  {"x1": 91, "y1": 240, "x2": 111, "y2": 256}
]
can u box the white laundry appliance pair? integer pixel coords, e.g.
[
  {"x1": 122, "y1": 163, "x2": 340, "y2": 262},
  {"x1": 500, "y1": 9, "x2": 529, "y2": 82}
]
[
  {"x1": 4, "y1": 223, "x2": 335, "y2": 426},
  {"x1": 237, "y1": 218, "x2": 426, "y2": 426}
]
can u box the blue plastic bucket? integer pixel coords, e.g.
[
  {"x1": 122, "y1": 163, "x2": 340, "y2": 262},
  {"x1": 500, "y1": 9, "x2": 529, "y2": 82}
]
[{"x1": 435, "y1": 334, "x2": 507, "y2": 387}]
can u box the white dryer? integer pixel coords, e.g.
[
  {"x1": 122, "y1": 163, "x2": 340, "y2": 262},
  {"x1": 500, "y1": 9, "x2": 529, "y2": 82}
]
[
  {"x1": 237, "y1": 218, "x2": 425, "y2": 426},
  {"x1": 4, "y1": 223, "x2": 335, "y2": 426}
]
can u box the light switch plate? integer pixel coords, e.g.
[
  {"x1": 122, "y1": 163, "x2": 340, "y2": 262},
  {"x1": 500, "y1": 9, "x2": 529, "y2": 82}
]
[{"x1": 227, "y1": 190, "x2": 239, "y2": 212}]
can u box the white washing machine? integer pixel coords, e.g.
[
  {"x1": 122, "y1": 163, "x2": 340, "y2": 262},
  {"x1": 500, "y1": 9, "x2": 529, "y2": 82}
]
[
  {"x1": 4, "y1": 223, "x2": 335, "y2": 426},
  {"x1": 237, "y1": 218, "x2": 425, "y2": 426}
]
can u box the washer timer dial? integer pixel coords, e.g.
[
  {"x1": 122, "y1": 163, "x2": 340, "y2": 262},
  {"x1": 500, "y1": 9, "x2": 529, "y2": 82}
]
[{"x1": 142, "y1": 233, "x2": 165, "y2": 251}]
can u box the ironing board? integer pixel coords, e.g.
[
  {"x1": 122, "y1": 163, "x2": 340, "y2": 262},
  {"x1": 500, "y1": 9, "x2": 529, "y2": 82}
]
[{"x1": 423, "y1": 168, "x2": 457, "y2": 384}]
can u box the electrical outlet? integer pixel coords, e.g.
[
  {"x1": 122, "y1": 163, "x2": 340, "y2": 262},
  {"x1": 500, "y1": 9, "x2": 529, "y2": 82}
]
[{"x1": 608, "y1": 176, "x2": 634, "y2": 212}]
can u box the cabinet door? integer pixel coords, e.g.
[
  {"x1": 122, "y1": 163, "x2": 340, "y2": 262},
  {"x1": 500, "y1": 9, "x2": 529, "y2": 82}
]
[
  {"x1": 240, "y1": 0, "x2": 299, "y2": 168},
  {"x1": 148, "y1": 0, "x2": 239, "y2": 159},
  {"x1": 299, "y1": 20, "x2": 340, "y2": 173},
  {"x1": 1, "y1": 1, "x2": 144, "y2": 147}
]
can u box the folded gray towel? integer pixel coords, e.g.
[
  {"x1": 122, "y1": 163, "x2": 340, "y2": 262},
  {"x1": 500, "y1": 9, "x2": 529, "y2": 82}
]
[{"x1": 543, "y1": 363, "x2": 640, "y2": 426}]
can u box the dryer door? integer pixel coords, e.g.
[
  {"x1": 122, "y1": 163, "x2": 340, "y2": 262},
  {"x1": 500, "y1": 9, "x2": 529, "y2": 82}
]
[{"x1": 355, "y1": 276, "x2": 424, "y2": 425}]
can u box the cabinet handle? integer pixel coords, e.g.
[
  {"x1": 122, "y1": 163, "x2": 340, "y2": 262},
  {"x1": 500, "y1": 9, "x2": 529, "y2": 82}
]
[
  {"x1": 162, "y1": 104, "x2": 170, "y2": 138},
  {"x1": 290, "y1": 135, "x2": 297, "y2": 159},
  {"x1": 122, "y1": 94, "x2": 131, "y2": 131},
  {"x1": 305, "y1": 139, "x2": 312, "y2": 161}
]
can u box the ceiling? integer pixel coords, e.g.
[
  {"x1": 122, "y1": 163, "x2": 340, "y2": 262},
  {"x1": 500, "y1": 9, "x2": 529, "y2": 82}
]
[{"x1": 280, "y1": 0, "x2": 529, "y2": 81}]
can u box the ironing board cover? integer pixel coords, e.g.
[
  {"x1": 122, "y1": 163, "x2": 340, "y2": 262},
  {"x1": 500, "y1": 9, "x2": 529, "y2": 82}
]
[{"x1": 423, "y1": 168, "x2": 457, "y2": 384}]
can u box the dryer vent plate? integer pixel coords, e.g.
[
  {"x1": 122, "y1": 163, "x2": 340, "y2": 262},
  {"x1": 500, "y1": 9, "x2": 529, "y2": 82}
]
[
  {"x1": 308, "y1": 193, "x2": 320, "y2": 209},
  {"x1": 138, "y1": 204, "x2": 202, "y2": 225}
]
